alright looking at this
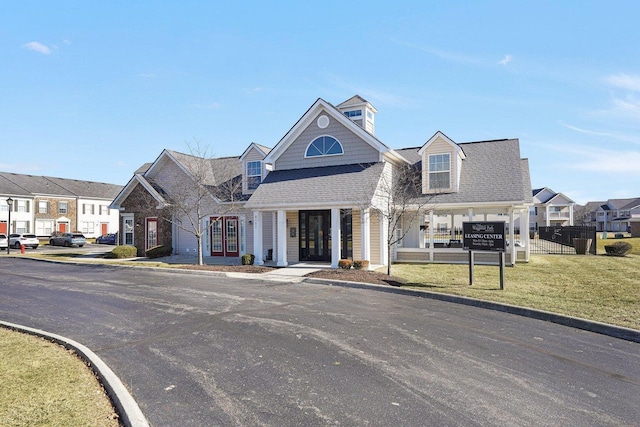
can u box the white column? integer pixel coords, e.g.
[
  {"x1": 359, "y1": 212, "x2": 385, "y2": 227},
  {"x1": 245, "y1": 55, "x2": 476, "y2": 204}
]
[
  {"x1": 545, "y1": 205, "x2": 550, "y2": 227},
  {"x1": 468, "y1": 208, "x2": 474, "y2": 221},
  {"x1": 450, "y1": 213, "x2": 455, "y2": 239},
  {"x1": 520, "y1": 208, "x2": 530, "y2": 262},
  {"x1": 381, "y1": 211, "x2": 388, "y2": 266},
  {"x1": 331, "y1": 208, "x2": 341, "y2": 268},
  {"x1": 428, "y1": 210, "x2": 434, "y2": 261},
  {"x1": 509, "y1": 208, "x2": 516, "y2": 266},
  {"x1": 276, "y1": 210, "x2": 288, "y2": 267},
  {"x1": 272, "y1": 212, "x2": 277, "y2": 260},
  {"x1": 253, "y1": 211, "x2": 263, "y2": 265},
  {"x1": 361, "y1": 208, "x2": 370, "y2": 262},
  {"x1": 569, "y1": 204, "x2": 574, "y2": 226},
  {"x1": 419, "y1": 211, "x2": 425, "y2": 249}
]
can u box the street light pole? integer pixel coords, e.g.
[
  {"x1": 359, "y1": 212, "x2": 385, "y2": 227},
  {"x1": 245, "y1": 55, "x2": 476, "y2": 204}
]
[{"x1": 6, "y1": 197, "x2": 13, "y2": 255}]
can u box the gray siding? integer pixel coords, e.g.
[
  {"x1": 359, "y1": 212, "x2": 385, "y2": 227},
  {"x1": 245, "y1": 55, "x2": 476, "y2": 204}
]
[
  {"x1": 243, "y1": 147, "x2": 266, "y2": 195},
  {"x1": 274, "y1": 112, "x2": 379, "y2": 170}
]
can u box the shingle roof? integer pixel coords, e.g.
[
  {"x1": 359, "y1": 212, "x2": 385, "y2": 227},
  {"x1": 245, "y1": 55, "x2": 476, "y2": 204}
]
[
  {"x1": 45, "y1": 176, "x2": 123, "y2": 199},
  {"x1": 0, "y1": 173, "x2": 32, "y2": 197},
  {"x1": 245, "y1": 163, "x2": 385, "y2": 209},
  {"x1": 609, "y1": 197, "x2": 640, "y2": 210},
  {"x1": 0, "y1": 172, "x2": 72, "y2": 196},
  {"x1": 0, "y1": 171, "x2": 123, "y2": 200},
  {"x1": 411, "y1": 139, "x2": 530, "y2": 205},
  {"x1": 166, "y1": 150, "x2": 242, "y2": 187}
]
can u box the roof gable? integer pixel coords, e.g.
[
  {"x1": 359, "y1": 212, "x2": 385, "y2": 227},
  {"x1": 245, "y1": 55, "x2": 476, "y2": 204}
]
[
  {"x1": 240, "y1": 142, "x2": 270, "y2": 161},
  {"x1": 110, "y1": 174, "x2": 168, "y2": 209},
  {"x1": 418, "y1": 131, "x2": 465, "y2": 158},
  {"x1": 264, "y1": 98, "x2": 393, "y2": 166}
]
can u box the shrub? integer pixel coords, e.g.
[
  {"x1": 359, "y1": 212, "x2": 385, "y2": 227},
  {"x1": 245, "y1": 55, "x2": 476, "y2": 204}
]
[
  {"x1": 352, "y1": 260, "x2": 370, "y2": 270},
  {"x1": 241, "y1": 253, "x2": 255, "y2": 265},
  {"x1": 146, "y1": 245, "x2": 173, "y2": 259},
  {"x1": 104, "y1": 245, "x2": 138, "y2": 259},
  {"x1": 604, "y1": 241, "x2": 632, "y2": 257},
  {"x1": 338, "y1": 259, "x2": 352, "y2": 269}
]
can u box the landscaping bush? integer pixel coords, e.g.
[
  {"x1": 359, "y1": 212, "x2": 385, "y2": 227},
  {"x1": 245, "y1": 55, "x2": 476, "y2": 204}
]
[
  {"x1": 241, "y1": 253, "x2": 255, "y2": 265},
  {"x1": 104, "y1": 245, "x2": 138, "y2": 259},
  {"x1": 338, "y1": 259, "x2": 352, "y2": 269},
  {"x1": 352, "y1": 260, "x2": 370, "y2": 270},
  {"x1": 145, "y1": 245, "x2": 173, "y2": 259},
  {"x1": 604, "y1": 241, "x2": 632, "y2": 257}
]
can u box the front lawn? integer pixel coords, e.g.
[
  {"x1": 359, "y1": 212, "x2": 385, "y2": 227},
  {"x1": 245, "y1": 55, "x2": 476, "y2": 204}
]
[{"x1": 390, "y1": 250, "x2": 640, "y2": 330}]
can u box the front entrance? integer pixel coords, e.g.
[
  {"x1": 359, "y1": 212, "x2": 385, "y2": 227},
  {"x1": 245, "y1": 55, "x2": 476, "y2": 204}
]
[
  {"x1": 299, "y1": 210, "x2": 331, "y2": 262},
  {"x1": 210, "y1": 216, "x2": 239, "y2": 257},
  {"x1": 145, "y1": 218, "x2": 158, "y2": 250}
]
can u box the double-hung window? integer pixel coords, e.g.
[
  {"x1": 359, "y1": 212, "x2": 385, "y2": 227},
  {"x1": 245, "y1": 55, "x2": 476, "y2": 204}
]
[
  {"x1": 428, "y1": 153, "x2": 451, "y2": 190},
  {"x1": 59, "y1": 202, "x2": 68, "y2": 214},
  {"x1": 247, "y1": 161, "x2": 262, "y2": 190}
]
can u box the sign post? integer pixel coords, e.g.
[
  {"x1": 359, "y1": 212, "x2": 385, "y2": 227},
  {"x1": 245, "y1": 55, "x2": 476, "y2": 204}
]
[{"x1": 463, "y1": 222, "x2": 506, "y2": 289}]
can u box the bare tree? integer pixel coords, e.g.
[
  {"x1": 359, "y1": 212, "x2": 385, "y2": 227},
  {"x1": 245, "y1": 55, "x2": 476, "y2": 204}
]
[
  {"x1": 573, "y1": 204, "x2": 591, "y2": 226},
  {"x1": 368, "y1": 162, "x2": 435, "y2": 275},
  {"x1": 156, "y1": 140, "x2": 244, "y2": 265}
]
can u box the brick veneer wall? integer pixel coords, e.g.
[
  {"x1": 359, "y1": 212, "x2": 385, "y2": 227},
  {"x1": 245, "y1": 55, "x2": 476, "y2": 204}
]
[
  {"x1": 119, "y1": 184, "x2": 173, "y2": 257},
  {"x1": 33, "y1": 197, "x2": 77, "y2": 232}
]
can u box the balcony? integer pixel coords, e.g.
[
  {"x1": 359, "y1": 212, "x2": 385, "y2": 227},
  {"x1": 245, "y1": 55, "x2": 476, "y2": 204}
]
[{"x1": 543, "y1": 211, "x2": 571, "y2": 220}]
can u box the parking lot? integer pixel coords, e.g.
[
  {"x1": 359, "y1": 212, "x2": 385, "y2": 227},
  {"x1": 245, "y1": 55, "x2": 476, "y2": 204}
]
[{"x1": 0, "y1": 240, "x2": 114, "y2": 255}]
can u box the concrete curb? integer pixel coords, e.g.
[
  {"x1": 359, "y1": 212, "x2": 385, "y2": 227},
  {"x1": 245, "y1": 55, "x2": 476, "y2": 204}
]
[
  {"x1": 0, "y1": 321, "x2": 150, "y2": 427},
  {"x1": 301, "y1": 277, "x2": 640, "y2": 344}
]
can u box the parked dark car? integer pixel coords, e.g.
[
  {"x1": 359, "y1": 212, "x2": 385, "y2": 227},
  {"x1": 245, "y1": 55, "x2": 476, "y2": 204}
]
[
  {"x1": 49, "y1": 232, "x2": 86, "y2": 247},
  {"x1": 96, "y1": 233, "x2": 117, "y2": 245}
]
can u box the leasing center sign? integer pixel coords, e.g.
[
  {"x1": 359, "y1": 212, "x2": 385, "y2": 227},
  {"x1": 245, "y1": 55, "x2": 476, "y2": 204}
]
[{"x1": 463, "y1": 222, "x2": 506, "y2": 252}]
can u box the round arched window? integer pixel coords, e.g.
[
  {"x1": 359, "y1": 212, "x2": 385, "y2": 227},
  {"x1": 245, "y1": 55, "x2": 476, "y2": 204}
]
[{"x1": 305, "y1": 136, "x2": 343, "y2": 157}]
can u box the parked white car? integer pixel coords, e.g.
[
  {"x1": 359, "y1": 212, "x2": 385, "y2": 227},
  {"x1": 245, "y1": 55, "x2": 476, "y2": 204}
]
[
  {"x1": 0, "y1": 233, "x2": 7, "y2": 250},
  {"x1": 9, "y1": 233, "x2": 39, "y2": 249}
]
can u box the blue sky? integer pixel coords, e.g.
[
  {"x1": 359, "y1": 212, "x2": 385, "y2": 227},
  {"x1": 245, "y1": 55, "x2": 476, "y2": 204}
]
[{"x1": 2, "y1": 1, "x2": 639, "y2": 205}]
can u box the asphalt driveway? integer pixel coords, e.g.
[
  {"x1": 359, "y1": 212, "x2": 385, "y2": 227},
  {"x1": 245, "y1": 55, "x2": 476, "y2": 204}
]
[{"x1": 1, "y1": 258, "x2": 639, "y2": 426}]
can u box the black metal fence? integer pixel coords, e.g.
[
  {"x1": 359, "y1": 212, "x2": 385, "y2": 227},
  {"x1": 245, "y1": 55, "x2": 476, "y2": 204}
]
[{"x1": 533, "y1": 226, "x2": 597, "y2": 255}]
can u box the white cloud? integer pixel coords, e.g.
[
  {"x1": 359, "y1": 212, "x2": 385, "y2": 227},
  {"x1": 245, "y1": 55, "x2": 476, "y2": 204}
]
[
  {"x1": 611, "y1": 96, "x2": 640, "y2": 116},
  {"x1": 498, "y1": 55, "x2": 513, "y2": 65},
  {"x1": 22, "y1": 41, "x2": 51, "y2": 55},
  {"x1": 604, "y1": 73, "x2": 640, "y2": 92},
  {"x1": 559, "y1": 121, "x2": 640, "y2": 145},
  {"x1": 532, "y1": 139, "x2": 640, "y2": 173}
]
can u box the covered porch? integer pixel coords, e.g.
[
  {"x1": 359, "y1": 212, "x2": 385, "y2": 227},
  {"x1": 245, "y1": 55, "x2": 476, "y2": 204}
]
[
  {"x1": 251, "y1": 207, "x2": 386, "y2": 269},
  {"x1": 395, "y1": 205, "x2": 530, "y2": 266}
]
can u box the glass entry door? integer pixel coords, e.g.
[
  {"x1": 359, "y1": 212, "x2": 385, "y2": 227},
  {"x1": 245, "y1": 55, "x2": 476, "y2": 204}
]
[{"x1": 299, "y1": 210, "x2": 331, "y2": 262}]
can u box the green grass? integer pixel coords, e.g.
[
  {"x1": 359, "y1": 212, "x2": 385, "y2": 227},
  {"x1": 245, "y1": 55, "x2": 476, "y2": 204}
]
[
  {"x1": 0, "y1": 328, "x2": 119, "y2": 427},
  {"x1": 388, "y1": 237, "x2": 640, "y2": 330}
]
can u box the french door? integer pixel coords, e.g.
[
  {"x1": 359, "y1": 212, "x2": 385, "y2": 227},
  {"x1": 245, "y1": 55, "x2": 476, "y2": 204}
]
[
  {"x1": 299, "y1": 210, "x2": 331, "y2": 262},
  {"x1": 210, "y1": 216, "x2": 239, "y2": 257}
]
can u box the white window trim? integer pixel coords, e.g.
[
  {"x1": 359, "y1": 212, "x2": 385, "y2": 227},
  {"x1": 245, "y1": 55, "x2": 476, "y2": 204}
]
[
  {"x1": 304, "y1": 135, "x2": 344, "y2": 158},
  {"x1": 427, "y1": 152, "x2": 452, "y2": 192}
]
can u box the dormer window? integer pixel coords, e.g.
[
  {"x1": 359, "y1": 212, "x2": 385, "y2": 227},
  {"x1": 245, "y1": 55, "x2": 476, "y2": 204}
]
[
  {"x1": 305, "y1": 136, "x2": 343, "y2": 158},
  {"x1": 428, "y1": 153, "x2": 450, "y2": 190},
  {"x1": 343, "y1": 110, "x2": 362, "y2": 118},
  {"x1": 247, "y1": 161, "x2": 262, "y2": 190}
]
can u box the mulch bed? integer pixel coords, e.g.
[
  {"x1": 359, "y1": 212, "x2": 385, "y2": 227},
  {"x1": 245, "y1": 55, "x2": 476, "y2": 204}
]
[
  {"x1": 305, "y1": 269, "x2": 406, "y2": 287},
  {"x1": 178, "y1": 264, "x2": 406, "y2": 286},
  {"x1": 179, "y1": 265, "x2": 275, "y2": 273}
]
